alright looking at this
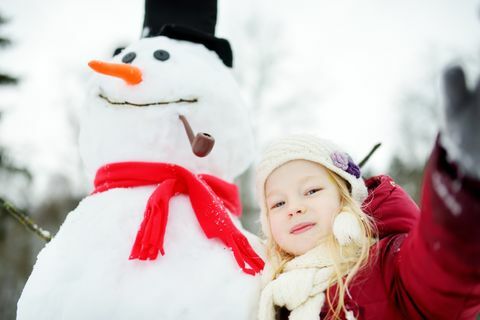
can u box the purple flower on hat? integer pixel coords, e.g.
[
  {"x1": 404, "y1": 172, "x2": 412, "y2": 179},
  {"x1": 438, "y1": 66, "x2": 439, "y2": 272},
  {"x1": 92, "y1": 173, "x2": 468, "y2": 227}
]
[
  {"x1": 331, "y1": 152, "x2": 361, "y2": 178},
  {"x1": 331, "y1": 152, "x2": 349, "y2": 170},
  {"x1": 346, "y1": 160, "x2": 361, "y2": 178}
]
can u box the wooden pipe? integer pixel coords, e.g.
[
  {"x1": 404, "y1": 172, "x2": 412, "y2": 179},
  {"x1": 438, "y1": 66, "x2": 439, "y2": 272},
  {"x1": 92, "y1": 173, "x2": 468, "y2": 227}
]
[{"x1": 179, "y1": 115, "x2": 215, "y2": 157}]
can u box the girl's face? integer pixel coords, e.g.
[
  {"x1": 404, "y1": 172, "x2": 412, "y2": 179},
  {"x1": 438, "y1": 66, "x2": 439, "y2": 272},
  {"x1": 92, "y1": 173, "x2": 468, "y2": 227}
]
[{"x1": 265, "y1": 160, "x2": 342, "y2": 256}]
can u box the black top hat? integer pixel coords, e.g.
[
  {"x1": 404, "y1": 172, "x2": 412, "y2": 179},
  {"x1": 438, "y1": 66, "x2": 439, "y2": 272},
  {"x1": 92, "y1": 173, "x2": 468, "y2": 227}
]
[{"x1": 142, "y1": 0, "x2": 233, "y2": 68}]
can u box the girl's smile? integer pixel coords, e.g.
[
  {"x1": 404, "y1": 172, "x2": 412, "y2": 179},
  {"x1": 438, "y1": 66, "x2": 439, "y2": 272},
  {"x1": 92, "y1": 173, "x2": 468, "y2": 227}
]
[{"x1": 290, "y1": 222, "x2": 317, "y2": 234}]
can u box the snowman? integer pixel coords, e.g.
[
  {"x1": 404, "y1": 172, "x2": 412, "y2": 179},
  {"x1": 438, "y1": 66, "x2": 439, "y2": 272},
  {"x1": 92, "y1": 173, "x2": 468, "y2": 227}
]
[{"x1": 17, "y1": 0, "x2": 264, "y2": 319}]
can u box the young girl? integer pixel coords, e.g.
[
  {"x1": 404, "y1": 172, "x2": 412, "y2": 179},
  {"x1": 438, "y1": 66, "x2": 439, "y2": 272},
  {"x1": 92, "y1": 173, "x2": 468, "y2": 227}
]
[{"x1": 255, "y1": 67, "x2": 480, "y2": 320}]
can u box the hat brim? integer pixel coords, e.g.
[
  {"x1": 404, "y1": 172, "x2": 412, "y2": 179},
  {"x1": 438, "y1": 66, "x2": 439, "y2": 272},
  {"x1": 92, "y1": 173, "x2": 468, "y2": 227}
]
[{"x1": 149, "y1": 24, "x2": 233, "y2": 68}]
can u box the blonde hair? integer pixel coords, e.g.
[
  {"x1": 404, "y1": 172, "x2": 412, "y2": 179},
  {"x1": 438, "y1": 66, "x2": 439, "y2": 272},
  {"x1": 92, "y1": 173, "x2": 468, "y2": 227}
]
[{"x1": 264, "y1": 169, "x2": 377, "y2": 320}]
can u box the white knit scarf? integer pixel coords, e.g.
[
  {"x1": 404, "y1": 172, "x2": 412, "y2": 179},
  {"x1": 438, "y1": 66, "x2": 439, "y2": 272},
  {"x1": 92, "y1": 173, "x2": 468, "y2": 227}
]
[{"x1": 257, "y1": 243, "x2": 356, "y2": 320}]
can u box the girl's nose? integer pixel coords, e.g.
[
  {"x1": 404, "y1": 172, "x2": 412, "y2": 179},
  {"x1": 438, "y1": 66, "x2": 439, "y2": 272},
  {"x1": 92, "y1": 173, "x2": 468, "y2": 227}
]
[{"x1": 288, "y1": 206, "x2": 306, "y2": 217}]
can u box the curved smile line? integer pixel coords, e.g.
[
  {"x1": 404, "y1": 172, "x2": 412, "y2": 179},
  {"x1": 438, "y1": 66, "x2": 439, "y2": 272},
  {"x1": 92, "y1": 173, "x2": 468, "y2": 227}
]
[{"x1": 98, "y1": 94, "x2": 198, "y2": 107}]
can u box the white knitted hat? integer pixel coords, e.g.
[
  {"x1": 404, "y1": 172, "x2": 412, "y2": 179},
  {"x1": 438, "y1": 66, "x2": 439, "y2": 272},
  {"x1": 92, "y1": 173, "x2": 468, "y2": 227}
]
[{"x1": 255, "y1": 134, "x2": 368, "y2": 237}]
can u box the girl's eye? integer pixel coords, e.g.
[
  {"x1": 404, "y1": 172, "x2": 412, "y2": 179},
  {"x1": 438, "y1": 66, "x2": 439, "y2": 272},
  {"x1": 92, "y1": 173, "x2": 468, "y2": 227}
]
[
  {"x1": 305, "y1": 188, "x2": 322, "y2": 196},
  {"x1": 270, "y1": 201, "x2": 285, "y2": 209}
]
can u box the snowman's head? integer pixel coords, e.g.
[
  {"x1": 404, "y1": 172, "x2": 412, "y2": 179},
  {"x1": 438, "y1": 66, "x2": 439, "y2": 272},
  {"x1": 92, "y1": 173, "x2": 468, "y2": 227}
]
[{"x1": 79, "y1": 36, "x2": 254, "y2": 184}]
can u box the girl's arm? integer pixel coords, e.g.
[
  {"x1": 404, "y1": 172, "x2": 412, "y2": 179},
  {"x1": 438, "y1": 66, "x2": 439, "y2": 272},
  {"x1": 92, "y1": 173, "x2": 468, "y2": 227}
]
[{"x1": 393, "y1": 66, "x2": 480, "y2": 319}]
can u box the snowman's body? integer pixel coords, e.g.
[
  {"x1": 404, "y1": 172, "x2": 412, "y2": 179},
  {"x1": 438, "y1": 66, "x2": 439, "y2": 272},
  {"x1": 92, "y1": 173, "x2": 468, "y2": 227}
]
[{"x1": 17, "y1": 36, "x2": 263, "y2": 319}]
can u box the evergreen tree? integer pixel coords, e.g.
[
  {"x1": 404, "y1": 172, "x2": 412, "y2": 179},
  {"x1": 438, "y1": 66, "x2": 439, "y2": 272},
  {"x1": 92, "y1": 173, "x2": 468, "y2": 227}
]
[
  {"x1": 0, "y1": 14, "x2": 17, "y2": 86},
  {"x1": 0, "y1": 12, "x2": 31, "y2": 320},
  {"x1": 0, "y1": 12, "x2": 23, "y2": 179}
]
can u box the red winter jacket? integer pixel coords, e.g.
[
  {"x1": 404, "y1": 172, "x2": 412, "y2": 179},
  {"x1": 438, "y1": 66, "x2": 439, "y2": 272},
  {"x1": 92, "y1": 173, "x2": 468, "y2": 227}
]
[{"x1": 278, "y1": 139, "x2": 480, "y2": 319}]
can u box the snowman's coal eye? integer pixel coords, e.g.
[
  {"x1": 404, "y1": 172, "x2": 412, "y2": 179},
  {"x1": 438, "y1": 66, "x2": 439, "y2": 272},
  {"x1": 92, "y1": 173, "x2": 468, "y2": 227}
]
[
  {"x1": 153, "y1": 50, "x2": 170, "y2": 61},
  {"x1": 122, "y1": 52, "x2": 136, "y2": 64},
  {"x1": 112, "y1": 47, "x2": 125, "y2": 57}
]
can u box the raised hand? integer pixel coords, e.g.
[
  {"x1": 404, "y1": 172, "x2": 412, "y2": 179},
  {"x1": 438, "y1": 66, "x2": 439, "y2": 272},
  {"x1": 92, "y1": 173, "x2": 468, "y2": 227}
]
[{"x1": 441, "y1": 65, "x2": 480, "y2": 179}]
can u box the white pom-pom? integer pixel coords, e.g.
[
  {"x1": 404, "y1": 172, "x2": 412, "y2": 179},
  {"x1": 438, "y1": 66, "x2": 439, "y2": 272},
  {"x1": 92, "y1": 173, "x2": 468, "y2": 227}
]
[{"x1": 333, "y1": 210, "x2": 362, "y2": 246}]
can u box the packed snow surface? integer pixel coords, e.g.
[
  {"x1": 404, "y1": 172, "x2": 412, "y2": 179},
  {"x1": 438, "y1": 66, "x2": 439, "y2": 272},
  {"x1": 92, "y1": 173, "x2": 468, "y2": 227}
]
[{"x1": 17, "y1": 35, "x2": 263, "y2": 320}]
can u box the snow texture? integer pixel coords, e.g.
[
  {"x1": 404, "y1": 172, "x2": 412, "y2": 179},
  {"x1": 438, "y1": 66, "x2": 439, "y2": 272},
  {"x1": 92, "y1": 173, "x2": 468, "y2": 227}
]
[
  {"x1": 80, "y1": 36, "x2": 255, "y2": 184},
  {"x1": 17, "y1": 36, "x2": 263, "y2": 319}
]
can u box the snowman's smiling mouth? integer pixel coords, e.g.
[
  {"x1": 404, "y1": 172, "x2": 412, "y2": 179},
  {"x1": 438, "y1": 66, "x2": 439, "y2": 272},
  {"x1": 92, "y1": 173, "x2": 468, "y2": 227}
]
[{"x1": 98, "y1": 94, "x2": 198, "y2": 107}]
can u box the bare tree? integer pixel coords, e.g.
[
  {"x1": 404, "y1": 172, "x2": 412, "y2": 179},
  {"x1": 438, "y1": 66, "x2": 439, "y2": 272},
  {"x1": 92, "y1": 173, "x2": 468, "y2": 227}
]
[
  {"x1": 389, "y1": 51, "x2": 479, "y2": 203},
  {"x1": 228, "y1": 9, "x2": 319, "y2": 234}
]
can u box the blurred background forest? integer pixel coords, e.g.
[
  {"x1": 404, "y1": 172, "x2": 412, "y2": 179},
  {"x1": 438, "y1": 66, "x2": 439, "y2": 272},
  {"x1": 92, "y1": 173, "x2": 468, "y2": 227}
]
[{"x1": 0, "y1": 0, "x2": 479, "y2": 319}]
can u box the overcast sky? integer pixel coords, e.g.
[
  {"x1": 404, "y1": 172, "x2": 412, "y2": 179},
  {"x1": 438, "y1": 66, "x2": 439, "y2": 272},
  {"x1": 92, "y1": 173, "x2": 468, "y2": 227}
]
[{"x1": 0, "y1": 0, "x2": 479, "y2": 197}]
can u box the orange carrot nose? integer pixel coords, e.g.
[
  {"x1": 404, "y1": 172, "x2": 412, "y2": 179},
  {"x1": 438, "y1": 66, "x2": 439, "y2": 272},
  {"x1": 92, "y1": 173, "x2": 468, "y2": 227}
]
[{"x1": 88, "y1": 60, "x2": 142, "y2": 85}]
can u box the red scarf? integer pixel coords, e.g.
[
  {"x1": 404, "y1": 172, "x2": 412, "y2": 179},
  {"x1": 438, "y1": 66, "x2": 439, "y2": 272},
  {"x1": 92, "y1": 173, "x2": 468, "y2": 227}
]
[{"x1": 92, "y1": 162, "x2": 264, "y2": 275}]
